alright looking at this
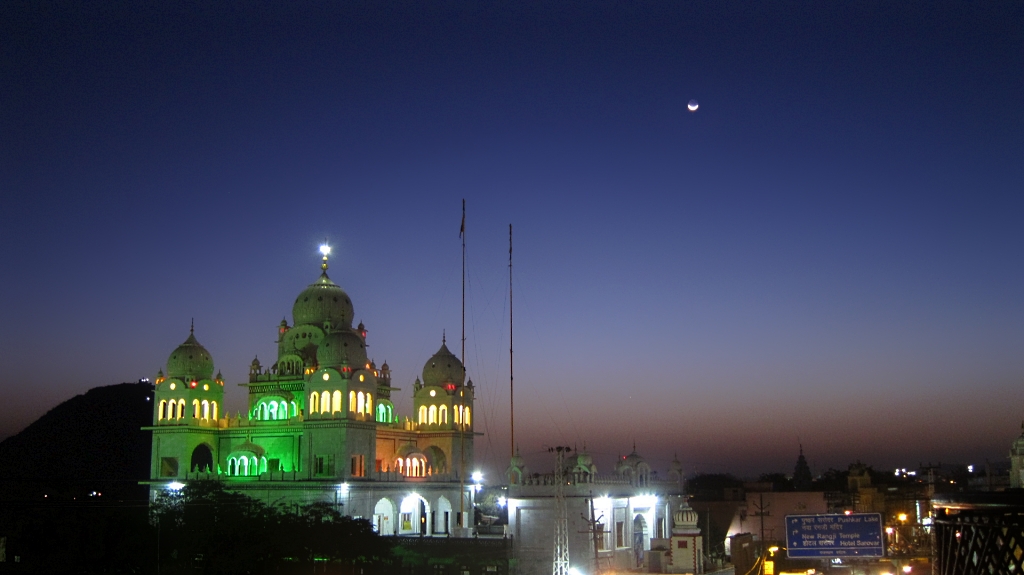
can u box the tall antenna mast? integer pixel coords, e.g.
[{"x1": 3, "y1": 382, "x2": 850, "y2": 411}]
[
  {"x1": 459, "y1": 199, "x2": 467, "y2": 533},
  {"x1": 509, "y1": 224, "x2": 514, "y2": 463}
]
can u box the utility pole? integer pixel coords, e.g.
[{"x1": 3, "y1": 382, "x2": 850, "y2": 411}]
[
  {"x1": 752, "y1": 494, "x2": 770, "y2": 575},
  {"x1": 580, "y1": 492, "x2": 604, "y2": 575},
  {"x1": 550, "y1": 445, "x2": 571, "y2": 575}
]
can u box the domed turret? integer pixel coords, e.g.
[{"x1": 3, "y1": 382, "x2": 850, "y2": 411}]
[
  {"x1": 673, "y1": 501, "x2": 700, "y2": 535},
  {"x1": 316, "y1": 329, "x2": 367, "y2": 370},
  {"x1": 166, "y1": 328, "x2": 214, "y2": 380},
  {"x1": 422, "y1": 339, "x2": 465, "y2": 387},
  {"x1": 292, "y1": 271, "x2": 354, "y2": 329}
]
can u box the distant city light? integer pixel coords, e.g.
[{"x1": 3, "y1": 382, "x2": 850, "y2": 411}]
[
  {"x1": 569, "y1": 568, "x2": 582, "y2": 575},
  {"x1": 967, "y1": 464, "x2": 974, "y2": 473},
  {"x1": 497, "y1": 496, "x2": 507, "y2": 507},
  {"x1": 471, "y1": 471, "x2": 483, "y2": 482},
  {"x1": 167, "y1": 482, "x2": 185, "y2": 491}
]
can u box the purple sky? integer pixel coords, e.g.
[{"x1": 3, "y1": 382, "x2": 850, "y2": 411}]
[{"x1": 2, "y1": 1, "x2": 1022, "y2": 478}]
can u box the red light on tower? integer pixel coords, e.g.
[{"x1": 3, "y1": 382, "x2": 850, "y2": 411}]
[{"x1": 190, "y1": 381, "x2": 197, "y2": 388}]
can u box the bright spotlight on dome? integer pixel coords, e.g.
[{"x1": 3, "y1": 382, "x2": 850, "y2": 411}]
[{"x1": 319, "y1": 244, "x2": 331, "y2": 256}]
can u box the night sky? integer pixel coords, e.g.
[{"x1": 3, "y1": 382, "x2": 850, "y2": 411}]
[{"x1": 2, "y1": 1, "x2": 1022, "y2": 478}]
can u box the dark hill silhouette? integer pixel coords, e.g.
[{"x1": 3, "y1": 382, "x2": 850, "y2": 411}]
[{"x1": 0, "y1": 381, "x2": 153, "y2": 500}]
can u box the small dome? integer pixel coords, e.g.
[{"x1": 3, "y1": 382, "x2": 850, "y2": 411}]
[
  {"x1": 674, "y1": 502, "x2": 699, "y2": 529},
  {"x1": 166, "y1": 331, "x2": 214, "y2": 380},
  {"x1": 231, "y1": 440, "x2": 265, "y2": 458},
  {"x1": 422, "y1": 341, "x2": 465, "y2": 387},
  {"x1": 669, "y1": 455, "x2": 684, "y2": 476},
  {"x1": 292, "y1": 272, "x2": 354, "y2": 329},
  {"x1": 511, "y1": 451, "x2": 526, "y2": 469},
  {"x1": 316, "y1": 329, "x2": 368, "y2": 369},
  {"x1": 396, "y1": 442, "x2": 425, "y2": 458}
]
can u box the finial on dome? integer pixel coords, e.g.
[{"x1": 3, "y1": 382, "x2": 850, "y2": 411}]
[
  {"x1": 442, "y1": 330, "x2": 446, "y2": 344},
  {"x1": 190, "y1": 318, "x2": 194, "y2": 334},
  {"x1": 319, "y1": 242, "x2": 331, "y2": 271}
]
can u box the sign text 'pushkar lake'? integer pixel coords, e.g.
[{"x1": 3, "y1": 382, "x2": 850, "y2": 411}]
[{"x1": 785, "y1": 513, "x2": 884, "y2": 558}]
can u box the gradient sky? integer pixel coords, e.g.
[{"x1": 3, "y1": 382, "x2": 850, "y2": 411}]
[{"x1": 2, "y1": 1, "x2": 1022, "y2": 478}]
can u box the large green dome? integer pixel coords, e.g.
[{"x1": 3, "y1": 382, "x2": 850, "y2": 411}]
[
  {"x1": 292, "y1": 272, "x2": 354, "y2": 329},
  {"x1": 316, "y1": 329, "x2": 368, "y2": 370},
  {"x1": 421, "y1": 341, "x2": 465, "y2": 387},
  {"x1": 166, "y1": 331, "x2": 214, "y2": 380}
]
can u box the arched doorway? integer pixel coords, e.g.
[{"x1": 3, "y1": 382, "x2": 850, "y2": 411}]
[
  {"x1": 633, "y1": 515, "x2": 647, "y2": 567},
  {"x1": 400, "y1": 494, "x2": 431, "y2": 536},
  {"x1": 374, "y1": 498, "x2": 395, "y2": 535},
  {"x1": 190, "y1": 444, "x2": 214, "y2": 473},
  {"x1": 436, "y1": 496, "x2": 452, "y2": 534}
]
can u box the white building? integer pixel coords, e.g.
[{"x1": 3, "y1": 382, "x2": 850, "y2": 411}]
[{"x1": 507, "y1": 448, "x2": 702, "y2": 574}]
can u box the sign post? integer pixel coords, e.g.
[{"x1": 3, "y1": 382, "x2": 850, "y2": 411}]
[{"x1": 785, "y1": 514, "x2": 884, "y2": 559}]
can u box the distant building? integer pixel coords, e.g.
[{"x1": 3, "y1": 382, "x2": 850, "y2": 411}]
[
  {"x1": 145, "y1": 252, "x2": 477, "y2": 535},
  {"x1": 1010, "y1": 423, "x2": 1024, "y2": 488},
  {"x1": 793, "y1": 446, "x2": 813, "y2": 491}
]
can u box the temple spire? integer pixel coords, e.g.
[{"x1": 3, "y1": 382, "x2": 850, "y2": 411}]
[{"x1": 319, "y1": 241, "x2": 331, "y2": 271}]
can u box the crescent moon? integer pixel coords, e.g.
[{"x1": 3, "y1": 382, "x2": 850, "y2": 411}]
[{"x1": 687, "y1": 100, "x2": 699, "y2": 112}]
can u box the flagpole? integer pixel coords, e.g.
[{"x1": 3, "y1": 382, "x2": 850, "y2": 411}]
[
  {"x1": 509, "y1": 224, "x2": 514, "y2": 464},
  {"x1": 459, "y1": 199, "x2": 467, "y2": 533}
]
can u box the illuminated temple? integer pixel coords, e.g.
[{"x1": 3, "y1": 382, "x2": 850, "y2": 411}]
[{"x1": 145, "y1": 248, "x2": 476, "y2": 535}]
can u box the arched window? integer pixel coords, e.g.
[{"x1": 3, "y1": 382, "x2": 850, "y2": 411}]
[
  {"x1": 419, "y1": 405, "x2": 427, "y2": 424},
  {"x1": 386, "y1": 404, "x2": 393, "y2": 422},
  {"x1": 290, "y1": 401, "x2": 297, "y2": 417},
  {"x1": 178, "y1": 399, "x2": 185, "y2": 419},
  {"x1": 279, "y1": 400, "x2": 288, "y2": 419},
  {"x1": 455, "y1": 405, "x2": 462, "y2": 424},
  {"x1": 227, "y1": 457, "x2": 236, "y2": 476},
  {"x1": 158, "y1": 400, "x2": 167, "y2": 420},
  {"x1": 212, "y1": 401, "x2": 218, "y2": 421},
  {"x1": 332, "y1": 391, "x2": 342, "y2": 413},
  {"x1": 349, "y1": 391, "x2": 356, "y2": 412},
  {"x1": 260, "y1": 456, "x2": 268, "y2": 474},
  {"x1": 192, "y1": 399, "x2": 200, "y2": 419},
  {"x1": 428, "y1": 405, "x2": 437, "y2": 424},
  {"x1": 376, "y1": 403, "x2": 386, "y2": 422},
  {"x1": 396, "y1": 458, "x2": 404, "y2": 473},
  {"x1": 464, "y1": 407, "x2": 471, "y2": 426},
  {"x1": 251, "y1": 456, "x2": 258, "y2": 476},
  {"x1": 202, "y1": 400, "x2": 210, "y2": 420},
  {"x1": 321, "y1": 391, "x2": 330, "y2": 414},
  {"x1": 239, "y1": 457, "x2": 249, "y2": 476},
  {"x1": 366, "y1": 393, "x2": 373, "y2": 415},
  {"x1": 309, "y1": 392, "x2": 318, "y2": 414},
  {"x1": 358, "y1": 391, "x2": 365, "y2": 414},
  {"x1": 439, "y1": 405, "x2": 448, "y2": 424}
]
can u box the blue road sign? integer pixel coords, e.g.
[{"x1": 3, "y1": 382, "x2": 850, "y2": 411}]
[{"x1": 785, "y1": 513, "x2": 884, "y2": 558}]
